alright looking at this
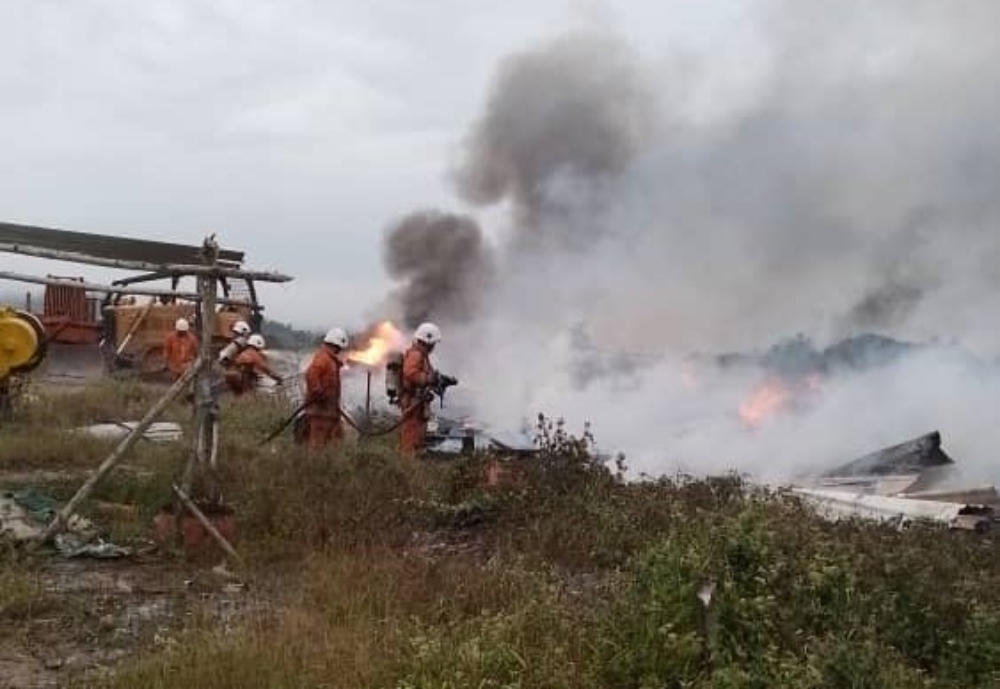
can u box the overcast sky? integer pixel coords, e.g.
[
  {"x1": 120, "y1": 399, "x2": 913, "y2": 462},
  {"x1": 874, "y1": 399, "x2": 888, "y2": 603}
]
[{"x1": 0, "y1": 0, "x2": 752, "y2": 330}]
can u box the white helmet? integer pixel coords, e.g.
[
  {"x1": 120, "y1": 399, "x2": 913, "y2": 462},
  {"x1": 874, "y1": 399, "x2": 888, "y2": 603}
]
[
  {"x1": 247, "y1": 334, "x2": 266, "y2": 350},
  {"x1": 175, "y1": 318, "x2": 190, "y2": 332},
  {"x1": 414, "y1": 322, "x2": 441, "y2": 346},
  {"x1": 323, "y1": 327, "x2": 349, "y2": 349},
  {"x1": 231, "y1": 320, "x2": 251, "y2": 336}
]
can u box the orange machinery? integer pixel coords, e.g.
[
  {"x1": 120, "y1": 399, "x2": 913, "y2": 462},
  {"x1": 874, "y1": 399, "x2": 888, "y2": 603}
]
[{"x1": 34, "y1": 276, "x2": 258, "y2": 379}]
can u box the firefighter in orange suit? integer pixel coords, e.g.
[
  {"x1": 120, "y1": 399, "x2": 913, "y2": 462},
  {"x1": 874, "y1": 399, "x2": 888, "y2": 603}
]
[
  {"x1": 303, "y1": 327, "x2": 348, "y2": 448},
  {"x1": 226, "y1": 333, "x2": 282, "y2": 395},
  {"x1": 398, "y1": 322, "x2": 443, "y2": 456},
  {"x1": 163, "y1": 318, "x2": 198, "y2": 380}
]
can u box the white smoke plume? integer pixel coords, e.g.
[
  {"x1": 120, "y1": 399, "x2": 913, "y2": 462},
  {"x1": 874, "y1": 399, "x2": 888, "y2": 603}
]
[{"x1": 381, "y1": 1, "x2": 1000, "y2": 486}]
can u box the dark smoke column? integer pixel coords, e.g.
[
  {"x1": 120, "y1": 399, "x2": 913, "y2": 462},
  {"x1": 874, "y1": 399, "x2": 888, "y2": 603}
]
[
  {"x1": 383, "y1": 210, "x2": 494, "y2": 329},
  {"x1": 453, "y1": 32, "x2": 654, "y2": 250},
  {"x1": 378, "y1": 32, "x2": 653, "y2": 332}
]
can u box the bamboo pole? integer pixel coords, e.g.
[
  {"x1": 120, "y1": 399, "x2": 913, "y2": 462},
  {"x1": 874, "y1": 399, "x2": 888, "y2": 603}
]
[
  {"x1": 34, "y1": 357, "x2": 202, "y2": 545},
  {"x1": 171, "y1": 483, "x2": 243, "y2": 565},
  {"x1": 0, "y1": 271, "x2": 255, "y2": 307},
  {"x1": 0, "y1": 243, "x2": 292, "y2": 282}
]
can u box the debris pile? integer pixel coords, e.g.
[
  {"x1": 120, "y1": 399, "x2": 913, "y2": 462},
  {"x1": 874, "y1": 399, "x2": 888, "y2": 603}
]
[
  {"x1": 424, "y1": 415, "x2": 537, "y2": 456},
  {"x1": 0, "y1": 488, "x2": 131, "y2": 557},
  {"x1": 792, "y1": 431, "x2": 998, "y2": 533}
]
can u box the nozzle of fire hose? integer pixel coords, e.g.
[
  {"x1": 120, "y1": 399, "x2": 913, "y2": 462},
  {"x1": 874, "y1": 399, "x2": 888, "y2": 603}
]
[{"x1": 429, "y1": 372, "x2": 458, "y2": 408}]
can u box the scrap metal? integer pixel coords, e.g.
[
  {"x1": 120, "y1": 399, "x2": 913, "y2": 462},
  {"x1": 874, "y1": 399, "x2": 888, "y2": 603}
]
[
  {"x1": 795, "y1": 430, "x2": 997, "y2": 533},
  {"x1": 792, "y1": 487, "x2": 994, "y2": 532}
]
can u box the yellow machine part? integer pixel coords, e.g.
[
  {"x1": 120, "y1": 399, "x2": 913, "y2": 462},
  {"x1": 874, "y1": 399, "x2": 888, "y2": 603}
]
[{"x1": 0, "y1": 307, "x2": 42, "y2": 379}]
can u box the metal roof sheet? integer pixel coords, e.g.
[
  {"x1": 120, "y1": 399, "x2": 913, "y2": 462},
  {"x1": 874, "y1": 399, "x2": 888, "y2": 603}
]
[{"x1": 0, "y1": 222, "x2": 244, "y2": 267}]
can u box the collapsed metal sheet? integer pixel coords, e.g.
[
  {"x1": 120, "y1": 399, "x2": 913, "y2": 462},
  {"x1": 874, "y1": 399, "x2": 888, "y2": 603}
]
[
  {"x1": 822, "y1": 431, "x2": 954, "y2": 478},
  {"x1": 810, "y1": 474, "x2": 923, "y2": 496},
  {"x1": 903, "y1": 485, "x2": 1000, "y2": 505},
  {"x1": 792, "y1": 487, "x2": 994, "y2": 532}
]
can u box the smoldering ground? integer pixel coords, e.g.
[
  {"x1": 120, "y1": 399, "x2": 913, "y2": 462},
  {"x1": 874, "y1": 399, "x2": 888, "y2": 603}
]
[{"x1": 378, "y1": 0, "x2": 1000, "y2": 485}]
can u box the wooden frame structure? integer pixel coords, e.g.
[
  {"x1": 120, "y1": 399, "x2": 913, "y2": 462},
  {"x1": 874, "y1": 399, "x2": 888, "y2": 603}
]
[
  {"x1": 0, "y1": 225, "x2": 293, "y2": 560},
  {"x1": 0, "y1": 222, "x2": 288, "y2": 377}
]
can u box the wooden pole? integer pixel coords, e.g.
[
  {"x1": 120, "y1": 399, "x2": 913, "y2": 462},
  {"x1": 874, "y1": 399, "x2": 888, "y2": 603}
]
[
  {"x1": 181, "y1": 238, "x2": 219, "y2": 497},
  {"x1": 34, "y1": 358, "x2": 201, "y2": 545},
  {"x1": 172, "y1": 483, "x2": 243, "y2": 565},
  {"x1": 0, "y1": 271, "x2": 254, "y2": 307}
]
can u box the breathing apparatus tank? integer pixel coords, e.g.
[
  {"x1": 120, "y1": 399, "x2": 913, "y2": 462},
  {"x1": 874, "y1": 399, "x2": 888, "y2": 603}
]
[{"x1": 385, "y1": 351, "x2": 403, "y2": 405}]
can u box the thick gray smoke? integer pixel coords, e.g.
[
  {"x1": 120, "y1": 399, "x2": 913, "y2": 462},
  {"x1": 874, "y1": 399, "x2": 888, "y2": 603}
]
[
  {"x1": 382, "y1": 210, "x2": 493, "y2": 329},
  {"x1": 453, "y1": 33, "x2": 654, "y2": 251},
  {"x1": 384, "y1": 1, "x2": 1000, "y2": 487}
]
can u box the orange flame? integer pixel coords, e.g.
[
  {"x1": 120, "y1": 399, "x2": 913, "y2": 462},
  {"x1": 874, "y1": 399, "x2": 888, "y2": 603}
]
[
  {"x1": 738, "y1": 378, "x2": 791, "y2": 428},
  {"x1": 346, "y1": 320, "x2": 405, "y2": 367}
]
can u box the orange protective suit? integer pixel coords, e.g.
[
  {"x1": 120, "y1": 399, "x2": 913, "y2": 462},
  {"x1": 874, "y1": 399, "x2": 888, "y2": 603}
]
[
  {"x1": 399, "y1": 342, "x2": 434, "y2": 456},
  {"x1": 163, "y1": 331, "x2": 198, "y2": 380},
  {"x1": 303, "y1": 344, "x2": 344, "y2": 448},
  {"x1": 225, "y1": 347, "x2": 276, "y2": 395}
]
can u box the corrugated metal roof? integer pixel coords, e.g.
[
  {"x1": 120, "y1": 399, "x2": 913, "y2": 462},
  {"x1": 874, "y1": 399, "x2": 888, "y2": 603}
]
[{"x1": 0, "y1": 222, "x2": 244, "y2": 267}]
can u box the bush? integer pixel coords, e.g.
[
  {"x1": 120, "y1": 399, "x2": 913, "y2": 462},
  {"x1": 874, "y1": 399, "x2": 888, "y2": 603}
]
[
  {"x1": 6, "y1": 383, "x2": 997, "y2": 688},
  {"x1": 590, "y1": 494, "x2": 1000, "y2": 688}
]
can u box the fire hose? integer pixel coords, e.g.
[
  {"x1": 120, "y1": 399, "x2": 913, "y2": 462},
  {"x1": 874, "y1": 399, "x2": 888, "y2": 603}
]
[
  {"x1": 338, "y1": 402, "x2": 419, "y2": 437},
  {"x1": 258, "y1": 374, "x2": 457, "y2": 447},
  {"x1": 258, "y1": 397, "x2": 424, "y2": 447}
]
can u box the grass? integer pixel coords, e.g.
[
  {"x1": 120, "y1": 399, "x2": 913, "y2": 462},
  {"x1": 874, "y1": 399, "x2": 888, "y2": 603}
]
[
  {"x1": 1, "y1": 381, "x2": 998, "y2": 687},
  {"x1": 0, "y1": 547, "x2": 57, "y2": 622}
]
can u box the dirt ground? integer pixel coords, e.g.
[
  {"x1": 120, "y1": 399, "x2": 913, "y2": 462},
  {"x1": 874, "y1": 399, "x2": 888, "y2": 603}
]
[
  {"x1": 1, "y1": 550, "x2": 258, "y2": 689},
  {"x1": 0, "y1": 455, "x2": 263, "y2": 689}
]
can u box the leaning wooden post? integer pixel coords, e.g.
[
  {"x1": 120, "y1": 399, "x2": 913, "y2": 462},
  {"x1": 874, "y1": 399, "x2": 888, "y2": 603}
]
[
  {"x1": 172, "y1": 483, "x2": 243, "y2": 566},
  {"x1": 34, "y1": 358, "x2": 202, "y2": 545}
]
